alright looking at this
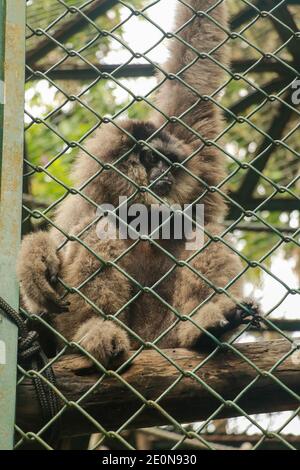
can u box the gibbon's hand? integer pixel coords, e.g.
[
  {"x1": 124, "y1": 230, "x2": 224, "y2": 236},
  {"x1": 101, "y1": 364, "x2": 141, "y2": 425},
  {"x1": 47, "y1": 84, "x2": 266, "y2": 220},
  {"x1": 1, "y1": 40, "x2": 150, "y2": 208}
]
[{"x1": 17, "y1": 231, "x2": 69, "y2": 314}]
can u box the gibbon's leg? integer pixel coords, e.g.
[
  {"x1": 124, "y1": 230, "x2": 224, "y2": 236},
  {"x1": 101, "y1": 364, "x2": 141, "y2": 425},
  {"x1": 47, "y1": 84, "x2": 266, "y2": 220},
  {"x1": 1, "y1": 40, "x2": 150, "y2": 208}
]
[
  {"x1": 65, "y1": 268, "x2": 132, "y2": 369},
  {"x1": 54, "y1": 226, "x2": 132, "y2": 368},
  {"x1": 171, "y1": 227, "x2": 249, "y2": 348}
]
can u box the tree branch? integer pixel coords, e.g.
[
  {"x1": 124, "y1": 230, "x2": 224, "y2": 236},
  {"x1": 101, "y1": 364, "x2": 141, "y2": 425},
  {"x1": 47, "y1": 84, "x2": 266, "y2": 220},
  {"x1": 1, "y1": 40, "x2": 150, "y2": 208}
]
[
  {"x1": 17, "y1": 340, "x2": 300, "y2": 438},
  {"x1": 237, "y1": 99, "x2": 292, "y2": 199}
]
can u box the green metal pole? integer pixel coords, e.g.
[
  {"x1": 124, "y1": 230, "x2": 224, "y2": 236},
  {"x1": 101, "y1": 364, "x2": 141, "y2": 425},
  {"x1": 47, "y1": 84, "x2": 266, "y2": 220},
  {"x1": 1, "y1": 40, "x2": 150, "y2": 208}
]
[
  {"x1": 0, "y1": 0, "x2": 5, "y2": 182},
  {"x1": 0, "y1": 0, "x2": 25, "y2": 450}
]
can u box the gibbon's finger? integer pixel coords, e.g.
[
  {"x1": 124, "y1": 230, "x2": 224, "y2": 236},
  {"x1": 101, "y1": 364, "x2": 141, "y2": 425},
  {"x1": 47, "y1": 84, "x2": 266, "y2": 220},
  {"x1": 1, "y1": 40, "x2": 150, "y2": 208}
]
[
  {"x1": 25, "y1": 266, "x2": 66, "y2": 313},
  {"x1": 225, "y1": 302, "x2": 263, "y2": 330},
  {"x1": 40, "y1": 284, "x2": 70, "y2": 314},
  {"x1": 43, "y1": 296, "x2": 70, "y2": 314}
]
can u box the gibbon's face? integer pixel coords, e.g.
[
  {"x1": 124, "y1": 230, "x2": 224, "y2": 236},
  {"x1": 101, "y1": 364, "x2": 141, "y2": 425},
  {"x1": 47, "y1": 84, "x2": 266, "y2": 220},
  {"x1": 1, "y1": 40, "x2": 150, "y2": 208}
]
[
  {"x1": 117, "y1": 120, "x2": 196, "y2": 206},
  {"x1": 84, "y1": 120, "x2": 201, "y2": 208},
  {"x1": 138, "y1": 139, "x2": 180, "y2": 197}
]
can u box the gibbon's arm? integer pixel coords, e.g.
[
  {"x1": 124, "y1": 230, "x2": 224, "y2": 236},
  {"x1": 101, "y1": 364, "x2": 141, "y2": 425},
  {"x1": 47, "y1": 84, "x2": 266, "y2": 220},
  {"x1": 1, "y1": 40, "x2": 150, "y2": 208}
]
[{"x1": 152, "y1": 0, "x2": 228, "y2": 144}]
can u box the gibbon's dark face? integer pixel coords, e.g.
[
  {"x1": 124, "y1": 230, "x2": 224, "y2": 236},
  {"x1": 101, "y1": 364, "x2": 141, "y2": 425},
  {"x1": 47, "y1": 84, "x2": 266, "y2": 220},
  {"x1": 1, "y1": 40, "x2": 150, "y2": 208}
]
[
  {"x1": 139, "y1": 146, "x2": 175, "y2": 196},
  {"x1": 130, "y1": 121, "x2": 186, "y2": 198}
]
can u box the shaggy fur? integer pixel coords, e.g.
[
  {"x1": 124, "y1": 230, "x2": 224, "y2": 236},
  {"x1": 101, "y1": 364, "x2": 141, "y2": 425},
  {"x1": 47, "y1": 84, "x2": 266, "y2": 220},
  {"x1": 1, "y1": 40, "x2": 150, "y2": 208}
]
[{"x1": 18, "y1": 1, "x2": 253, "y2": 367}]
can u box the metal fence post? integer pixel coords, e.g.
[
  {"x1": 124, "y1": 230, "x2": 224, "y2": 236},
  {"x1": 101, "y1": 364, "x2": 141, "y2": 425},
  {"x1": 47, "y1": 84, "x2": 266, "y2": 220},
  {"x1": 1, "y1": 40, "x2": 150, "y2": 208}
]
[{"x1": 0, "y1": 0, "x2": 25, "y2": 450}]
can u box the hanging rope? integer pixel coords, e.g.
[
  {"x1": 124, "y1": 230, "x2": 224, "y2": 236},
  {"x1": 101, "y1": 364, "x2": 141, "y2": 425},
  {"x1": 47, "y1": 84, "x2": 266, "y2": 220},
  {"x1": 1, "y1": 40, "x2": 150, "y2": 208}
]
[{"x1": 0, "y1": 296, "x2": 60, "y2": 423}]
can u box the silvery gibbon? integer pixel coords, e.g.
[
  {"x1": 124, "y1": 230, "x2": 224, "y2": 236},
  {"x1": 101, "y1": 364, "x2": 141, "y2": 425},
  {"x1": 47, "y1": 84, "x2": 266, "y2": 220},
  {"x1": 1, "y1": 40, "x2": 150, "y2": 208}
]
[{"x1": 18, "y1": 0, "x2": 260, "y2": 368}]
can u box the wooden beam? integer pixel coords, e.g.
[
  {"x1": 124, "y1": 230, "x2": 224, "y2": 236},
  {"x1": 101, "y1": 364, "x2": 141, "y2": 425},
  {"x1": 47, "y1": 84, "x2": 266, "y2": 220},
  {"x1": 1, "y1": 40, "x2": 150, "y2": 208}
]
[
  {"x1": 139, "y1": 428, "x2": 239, "y2": 451},
  {"x1": 144, "y1": 430, "x2": 300, "y2": 450},
  {"x1": 16, "y1": 340, "x2": 300, "y2": 438}
]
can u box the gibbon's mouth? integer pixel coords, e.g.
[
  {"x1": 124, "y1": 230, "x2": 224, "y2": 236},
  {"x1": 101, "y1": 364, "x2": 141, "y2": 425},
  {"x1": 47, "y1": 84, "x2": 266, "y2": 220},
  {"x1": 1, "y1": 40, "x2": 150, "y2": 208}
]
[{"x1": 151, "y1": 177, "x2": 173, "y2": 196}]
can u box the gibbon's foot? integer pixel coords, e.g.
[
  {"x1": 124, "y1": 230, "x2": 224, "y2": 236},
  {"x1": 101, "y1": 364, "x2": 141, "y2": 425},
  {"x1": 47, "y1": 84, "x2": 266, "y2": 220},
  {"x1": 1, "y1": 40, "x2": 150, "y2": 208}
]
[
  {"x1": 205, "y1": 301, "x2": 262, "y2": 337},
  {"x1": 225, "y1": 300, "x2": 263, "y2": 331},
  {"x1": 72, "y1": 318, "x2": 130, "y2": 369},
  {"x1": 195, "y1": 301, "x2": 262, "y2": 350},
  {"x1": 17, "y1": 232, "x2": 69, "y2": 314}
]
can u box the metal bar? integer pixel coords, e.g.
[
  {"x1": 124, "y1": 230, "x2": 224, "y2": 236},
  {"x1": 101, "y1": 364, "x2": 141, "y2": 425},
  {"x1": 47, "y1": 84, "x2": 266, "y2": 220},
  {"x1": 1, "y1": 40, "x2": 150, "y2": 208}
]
[
  {"x1": 228, "y1": 197, "x2": 299, "y2": 219},
  {"x1": 224, "y1": 221, "x2": 297, "y2": 234},
  {"x1": 0, "y1": 0, "x2": 25, "y2": 450},
  {"x1": 26, "y1": 62, "x2": 156, "y2": 81},
  {"x1": 26, "y1": 0, "x2": 118, "y2": 65},
  {"x1": 267, "y1": 319, "x2": 300, "y2": 332},
  {"x1": 231, "y1": 58, "x2": 297, "y2": 75},
  {"x1": 25, "y1": 59, "x2": 297, "y2": 82},
  {"x1": 0, "y1": 0, "x2": 5, "y2": 186}
]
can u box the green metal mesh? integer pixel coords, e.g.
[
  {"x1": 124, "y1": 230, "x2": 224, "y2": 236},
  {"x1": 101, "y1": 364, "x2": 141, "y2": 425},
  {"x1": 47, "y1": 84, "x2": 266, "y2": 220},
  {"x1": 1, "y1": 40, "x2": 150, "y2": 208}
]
[{"x1": 15, "y1": 0, "x2": 300, "y2": 450}]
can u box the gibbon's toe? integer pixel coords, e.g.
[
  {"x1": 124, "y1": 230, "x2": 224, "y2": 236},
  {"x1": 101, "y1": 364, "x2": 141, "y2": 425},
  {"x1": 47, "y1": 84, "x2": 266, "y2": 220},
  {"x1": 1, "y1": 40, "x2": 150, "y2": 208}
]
[
  {"x1": 225, "y1": 301, "x2": 263, "y2": 330},
  {"x1": 218, "y1": 319, "x2": 230, "y2": 329},
  {"x1": 192, "y1": 301, "x2": 263, "y2": 351},
  {"x1": 104, "y1": 326, "x2": 131, "y2": 369},
  {"x1": 73, "y1": 318, "x2": 130, "y2": 369}
]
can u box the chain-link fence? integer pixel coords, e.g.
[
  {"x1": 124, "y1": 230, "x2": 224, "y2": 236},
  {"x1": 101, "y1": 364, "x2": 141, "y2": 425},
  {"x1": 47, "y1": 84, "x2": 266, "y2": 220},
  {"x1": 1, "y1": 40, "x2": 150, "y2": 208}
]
[{"x1": 0, "y1": 0, "x2": 300, "y2": 450}]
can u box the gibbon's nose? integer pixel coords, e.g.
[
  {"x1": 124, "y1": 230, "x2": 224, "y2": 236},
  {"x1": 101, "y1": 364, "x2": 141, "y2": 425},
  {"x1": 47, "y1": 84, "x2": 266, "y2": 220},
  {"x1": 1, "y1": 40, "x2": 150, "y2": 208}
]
[{"x1": 151, "y1": 177, "x2": 173, "y2": 196}]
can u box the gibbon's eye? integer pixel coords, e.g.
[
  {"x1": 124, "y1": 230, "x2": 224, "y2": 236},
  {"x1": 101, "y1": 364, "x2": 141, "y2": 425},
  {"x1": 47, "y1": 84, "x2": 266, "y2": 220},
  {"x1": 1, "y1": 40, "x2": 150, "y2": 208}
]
[{"x1": 140, "y1": 149, "x2": 158, "y2": 167}]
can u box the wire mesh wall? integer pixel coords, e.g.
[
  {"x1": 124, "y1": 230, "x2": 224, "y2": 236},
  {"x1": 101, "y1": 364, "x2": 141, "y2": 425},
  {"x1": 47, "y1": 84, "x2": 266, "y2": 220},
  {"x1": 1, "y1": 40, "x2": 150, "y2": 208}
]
[{"x1": 7, "y1": 0, "x2": 300, "y2": 450}]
